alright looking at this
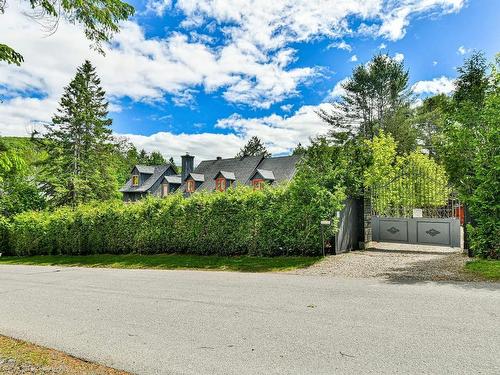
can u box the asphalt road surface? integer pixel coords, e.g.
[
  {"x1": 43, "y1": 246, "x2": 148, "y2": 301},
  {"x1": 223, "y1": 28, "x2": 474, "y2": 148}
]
[{"x1": 0, "y1": 265, "x2": 498, "y2": 374}]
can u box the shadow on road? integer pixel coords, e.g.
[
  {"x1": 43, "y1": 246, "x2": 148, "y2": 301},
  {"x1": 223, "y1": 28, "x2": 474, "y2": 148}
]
[{"x1": 378, "y1": 253, "x2": 499, "y2": 291}]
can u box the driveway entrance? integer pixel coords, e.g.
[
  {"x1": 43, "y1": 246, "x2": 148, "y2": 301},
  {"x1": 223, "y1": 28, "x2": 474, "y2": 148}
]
[
  {"x1": 369, "y1": 163, "x2": 462, "y2": 248},
  {"x1": 372, "y1": 216, "x2": 461, "y2": 247}
]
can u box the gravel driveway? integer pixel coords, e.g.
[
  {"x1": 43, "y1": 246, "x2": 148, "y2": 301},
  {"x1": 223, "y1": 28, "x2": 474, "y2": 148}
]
[{"x1": 293, "y1": 242, "x2": 479, "y2": 282}]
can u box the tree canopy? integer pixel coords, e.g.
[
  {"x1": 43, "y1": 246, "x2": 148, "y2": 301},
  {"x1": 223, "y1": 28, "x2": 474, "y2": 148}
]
[{"x1": 318, "y1": 54, "x2": 415, "y2": 152}]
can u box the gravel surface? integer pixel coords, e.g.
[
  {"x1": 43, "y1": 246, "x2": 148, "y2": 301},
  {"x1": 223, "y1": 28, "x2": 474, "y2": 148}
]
[{"x1": 293, "y1": 242, "x2": 481, "y2": 282}]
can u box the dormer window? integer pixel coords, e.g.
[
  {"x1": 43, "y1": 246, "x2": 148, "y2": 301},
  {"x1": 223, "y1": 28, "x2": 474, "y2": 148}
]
[
  {"x1": 215, "y1": 177, "x2": 226, "y2": 192},
  {"x1": 132, "y1": 175, "x2": 139, "y2": 186},
  {"x1": 213, "y1": 171, "x2": 235, "y2": 192},
  {"x1": 253, "y1": 179, "x2": 265, "y2": 190},
  {"x1": 162, "y1": 183, "x2": 169, "y2": 197},
  {"x1": 186, "y1": 179, "x2": 195, "y2": 193}
]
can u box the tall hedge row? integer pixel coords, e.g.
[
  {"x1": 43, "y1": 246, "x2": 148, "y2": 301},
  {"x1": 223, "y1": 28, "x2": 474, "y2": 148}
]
[{"x1": 2, "y1": 185, "x2": 344, "y2": 257}]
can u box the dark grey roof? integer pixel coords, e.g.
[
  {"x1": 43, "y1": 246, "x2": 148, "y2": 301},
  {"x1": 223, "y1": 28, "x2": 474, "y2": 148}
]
[
  {"x1": 120, "y1": 164, "x2": 173, "y2": 193},
  {"x1": 252, "y1": 169, "x2": 275, "y2": 181},
  {"x1": 186, "y1": 173, "x2": 205, "y2": 182},
  {"x1": 215, "y1": 171, "x2": 236, "y2": 180},
  {"x1": 164, "y1": 175, "x2": 182, "y2": 184},
  {"x1": 252, "y1": 155, "x2": 301, "y2": 185},
  {"x1": 184, "y1": 155, "x2": 264, "y2": 191},
  {"x1": 134, "y1": 165, "x2": 155, "y2": 174}
]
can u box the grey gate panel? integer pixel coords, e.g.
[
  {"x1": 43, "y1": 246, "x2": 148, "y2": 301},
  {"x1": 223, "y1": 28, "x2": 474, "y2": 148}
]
[
  {"x1": 372, "y1": 216, "x2": 460, "y2": 247},
  {"x1": 377, "y1": 218, "x2": 408, "y2": 242}
]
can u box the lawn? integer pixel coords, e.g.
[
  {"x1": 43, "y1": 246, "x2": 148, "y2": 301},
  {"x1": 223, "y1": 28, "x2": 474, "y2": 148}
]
[
  {"x1": 0, "y1": 335, "x2": 127, "y2": 374},
  {"x1": 465, "y1": 259, "x2": 500, "y2": 281},
  {"x1": 0, "y1": 254, "x2": 322, "y2": 272}
]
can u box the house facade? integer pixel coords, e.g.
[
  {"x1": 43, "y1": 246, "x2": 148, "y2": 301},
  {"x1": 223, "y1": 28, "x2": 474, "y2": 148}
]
[{"x1": 120, "y1": 153, "x2": 300, "y2": 201}]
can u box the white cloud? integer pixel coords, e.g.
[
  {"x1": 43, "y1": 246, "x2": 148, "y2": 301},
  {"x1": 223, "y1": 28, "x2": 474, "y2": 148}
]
[
  {"x1": 433, "y1": 60, "x2": 438, "y2": 66},
  {"x1": 280, "y1": 104, "x2": 293, "y2": 112},
  {"x1": 120, "y1": 104, "x2": 329, "y2": 161},
  {"x1": 0, "y1": 0, "x2": 466, "y2": 137},
  {"x1": 146, "y1": 1, "x2": 173, "y2": 16},
  {"x1": 394, "y1": 53, "x2": 405, "y2": 62},
  {"x1": 327, "y1": 41, "x2": 352, "y2": 51},
  {"x1": 350, "y1": 55, "x2": 358, "y2": 62},
  {"x1": 457, "y1": 45, "x2": 470, "y2": 55},
  {"x1": 378, "y1": 43, "x2": 387, "y2": 49},
  {"x1": 327, "y1": 78, "x2": 349, "y2": 100},
  {"x1": 412, "y1": 76, "x2": 455, "y2": 95},
  {"x1": 378, "y1": 0, "x2": 464, "y2": 40}
]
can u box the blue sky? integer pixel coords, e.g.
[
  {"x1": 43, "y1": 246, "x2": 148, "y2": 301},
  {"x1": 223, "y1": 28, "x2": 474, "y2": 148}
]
[{"x1": 0, "y1": 0, "x2": 499, "y2": 160}]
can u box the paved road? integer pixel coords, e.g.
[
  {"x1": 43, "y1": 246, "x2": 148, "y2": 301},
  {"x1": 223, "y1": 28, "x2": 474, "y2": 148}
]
[{"x1": 0, "y1": 265, "x2": 499, "y2": 374}]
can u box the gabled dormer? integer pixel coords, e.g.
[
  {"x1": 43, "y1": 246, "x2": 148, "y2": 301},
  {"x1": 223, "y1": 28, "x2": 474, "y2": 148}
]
[
  {"x1": 184, "y1": 173, "x2": 205, "y2": 193},
  {"x1": 214, "y1": 171, "x2": 236, "y2": 192},
  {"x1": 250, "y1": 169, "x2": 275, "y2": 190},
  {"x1": 120, "y1": 164, "x2": 177, "y2": 201},
  {"x1": 131, "y1": 165, "x2": 155, "y2": 187}
]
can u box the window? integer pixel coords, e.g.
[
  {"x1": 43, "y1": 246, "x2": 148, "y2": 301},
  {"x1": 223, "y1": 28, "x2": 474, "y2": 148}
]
[
  {"x1": 162, "y1": 183, "x2": 169, "y2": 197},
  {"x1": 215, "y1": 177, "x2": 226, "y2": 192},
  {"x1": 252, "y1": 178, "x2": 265, "y2": 190},
  {"x1": 132, "y1": 175, "x2": 139, "y2": 186},
  {"x1": 186, "y1": 179, "x2": 195, "y2": 193}
]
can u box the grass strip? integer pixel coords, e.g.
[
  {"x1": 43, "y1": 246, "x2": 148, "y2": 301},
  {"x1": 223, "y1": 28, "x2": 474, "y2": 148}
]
[{"x1": 0, "y1": 253, "x2": 322, "y2": 273}]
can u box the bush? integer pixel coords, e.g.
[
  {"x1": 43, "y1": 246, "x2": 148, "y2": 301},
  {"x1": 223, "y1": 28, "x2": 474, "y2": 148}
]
[
  {"x1": 7, "y1": 184, "x2": 344, "y2": 257},
  {"x1": 0, "y1": 216, "x2": 11, "y2": 255}
]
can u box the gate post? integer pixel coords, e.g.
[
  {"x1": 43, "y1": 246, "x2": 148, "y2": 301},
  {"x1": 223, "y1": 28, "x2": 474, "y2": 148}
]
[
  {"x1": 463, "y1": 204, "x2": 473, "y2": 257},
  {"x1": 363, "y1": 192, "x2": 372, "y2": 248}
]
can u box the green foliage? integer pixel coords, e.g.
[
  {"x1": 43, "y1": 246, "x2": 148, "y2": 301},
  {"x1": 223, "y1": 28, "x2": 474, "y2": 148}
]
[
  {"x1": 0, "y1": 178, "x2": 46, "y2": 217},
  {"x1": 0, "y1": 216, "x2": 11, "y2": 254},
  {"x1": 297, "y1": 136, "x2": 368, "y2": 198},
  {"x1": 0, "y1": 0, "x2": 134, "y2": 64},
  {"x1": 0, "y1": 138, "x2": 27, "y2": 182},
  {"x1": 438, "y1": 52, "x2": 499, "y2": 258},
  {"x1": 6, "y1": 184, "x2": 344, "y2": 257},
  {"x1": 40, "y1": 60, "x2": 119, "y2": 207},
  {"x1": 365, "y1": 133, "x2": 449, "y2": 216},
  {"x1": 466, "y1": 57, "x2": 500, "y2": 258},
  {"x1": 236, "y1": 136, "x2": 271, "y2": 158},
  {"x1": 0, "y1": 44, "x2": 23, "y2": 65},
  {"x1": 411, "y1": 94, "x2": 451, "y2": 157}
]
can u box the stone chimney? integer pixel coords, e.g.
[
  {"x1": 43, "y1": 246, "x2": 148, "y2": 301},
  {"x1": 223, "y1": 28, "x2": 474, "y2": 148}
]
[
  {"x1": 216, "y1": 156, "x2": 222, "y2": 160},
  {"x1": 181, "y1": 153, "x2": 194, "y2": 181}
]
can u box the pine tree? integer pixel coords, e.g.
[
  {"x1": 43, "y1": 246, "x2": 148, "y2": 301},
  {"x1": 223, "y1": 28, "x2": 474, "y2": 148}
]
[
  {"x1": 42, "y1": 60, "x2": 118, "y2": 206},
  {"x1": 236, "y1": 136, "x2": 271, "y2": 158},
  {"x1": 318, "y1": 54, "x2": 414, "y2": 152}
]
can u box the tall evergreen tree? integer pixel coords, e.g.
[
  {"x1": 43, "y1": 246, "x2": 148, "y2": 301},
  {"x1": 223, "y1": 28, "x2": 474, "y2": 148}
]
[
  {"x1": 318, "y1": 54, "x2": 415, "y2": 153},
  {"x1": 41, "y1": 60, "x2": 118, "y2": 206},
  {"x1": 236, "y1": 136, "x2": 271, "y2": 158}
]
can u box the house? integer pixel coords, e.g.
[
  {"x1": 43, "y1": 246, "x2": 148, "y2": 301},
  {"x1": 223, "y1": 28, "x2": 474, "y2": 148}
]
[{"x1": 120, "y1": 153, "x2": 301, "y2": 201}]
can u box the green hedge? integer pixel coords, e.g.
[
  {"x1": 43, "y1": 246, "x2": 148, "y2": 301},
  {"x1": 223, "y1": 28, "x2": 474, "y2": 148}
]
[
  {"x1": 5, "y1": 185, "x2": 344, "y2": 257},
  {"x1": 0, "y1": 216, "x2": 11, "y2": 255}
]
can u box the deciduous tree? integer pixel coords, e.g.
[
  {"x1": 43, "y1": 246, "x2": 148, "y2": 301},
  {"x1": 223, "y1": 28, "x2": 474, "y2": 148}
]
[{"x1": 0, "y1": 0, "x2": 134, "y2": 65}]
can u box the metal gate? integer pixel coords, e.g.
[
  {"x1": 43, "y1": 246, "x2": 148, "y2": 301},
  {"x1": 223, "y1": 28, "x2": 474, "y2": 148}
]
[{"x1": 370, "y1": 163, "x2": 461, "y2": 248}]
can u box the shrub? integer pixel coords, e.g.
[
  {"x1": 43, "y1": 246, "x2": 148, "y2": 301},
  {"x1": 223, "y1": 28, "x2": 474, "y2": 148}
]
[
  {"x1": 6, "y1": 184, "x2": 344, "y2": 257},
  {"x1": 0, "y1": 216, "x2": 11, "y2": 255}
]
